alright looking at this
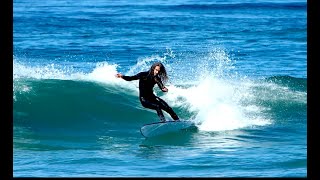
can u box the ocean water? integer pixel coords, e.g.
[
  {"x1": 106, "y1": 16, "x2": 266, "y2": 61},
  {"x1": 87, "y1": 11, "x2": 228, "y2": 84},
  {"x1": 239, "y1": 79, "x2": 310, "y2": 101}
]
[{"x1": 13, "y1": 0, "x2": 307, "y2": 177}]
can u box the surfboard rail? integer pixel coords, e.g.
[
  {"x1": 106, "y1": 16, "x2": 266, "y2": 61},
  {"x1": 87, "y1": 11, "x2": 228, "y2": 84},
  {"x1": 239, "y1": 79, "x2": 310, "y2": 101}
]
[{"x1": 140, "y1": 120, "x2": 196, "y2": 138}]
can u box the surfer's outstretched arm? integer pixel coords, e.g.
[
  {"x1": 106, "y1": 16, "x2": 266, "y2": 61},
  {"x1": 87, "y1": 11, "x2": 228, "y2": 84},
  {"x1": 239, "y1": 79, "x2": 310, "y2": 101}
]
[{"x1": 115, "y1": 72, "x2": 144, "y2": 81}]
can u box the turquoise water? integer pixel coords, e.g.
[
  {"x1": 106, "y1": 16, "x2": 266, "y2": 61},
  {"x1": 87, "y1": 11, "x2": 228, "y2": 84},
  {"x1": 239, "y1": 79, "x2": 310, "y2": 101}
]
[{"x1": 13, "y1": 0, "x2": 307, "y2": 177}]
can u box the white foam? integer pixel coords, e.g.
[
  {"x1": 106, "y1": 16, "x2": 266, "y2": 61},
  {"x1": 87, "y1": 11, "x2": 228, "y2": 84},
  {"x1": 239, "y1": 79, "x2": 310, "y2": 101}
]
[{"x1": 162, "y1": 76, "x2": 271, "y2": 132}]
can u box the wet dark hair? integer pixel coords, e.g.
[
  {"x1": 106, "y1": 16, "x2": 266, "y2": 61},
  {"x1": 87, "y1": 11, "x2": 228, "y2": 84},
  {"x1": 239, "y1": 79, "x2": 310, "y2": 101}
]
[{"x1": 148, "y1": 62, "x2": 168, "y2": 83}]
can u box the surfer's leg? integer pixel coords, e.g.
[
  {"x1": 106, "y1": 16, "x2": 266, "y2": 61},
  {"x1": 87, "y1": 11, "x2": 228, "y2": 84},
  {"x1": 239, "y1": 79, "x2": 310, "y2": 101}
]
[
  {"x1": 140, "y1": 97, "x2": 166, "y2": 122},
  {"x1": 155, "y1": 97, "x2": 180, "y2": 121}
]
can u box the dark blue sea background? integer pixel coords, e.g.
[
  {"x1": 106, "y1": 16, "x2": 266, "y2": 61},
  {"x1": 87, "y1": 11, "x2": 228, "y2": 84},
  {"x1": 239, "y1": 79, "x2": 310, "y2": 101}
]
[{"x1": 13, "y1": 0, "x2": 306, "y2": 177}]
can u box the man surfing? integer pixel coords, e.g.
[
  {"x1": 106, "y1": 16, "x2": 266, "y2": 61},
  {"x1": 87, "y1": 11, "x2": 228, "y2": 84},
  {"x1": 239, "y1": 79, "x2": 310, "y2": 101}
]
[{"x1": 115, "y1": 62, "x2": 179, "y2": 122}]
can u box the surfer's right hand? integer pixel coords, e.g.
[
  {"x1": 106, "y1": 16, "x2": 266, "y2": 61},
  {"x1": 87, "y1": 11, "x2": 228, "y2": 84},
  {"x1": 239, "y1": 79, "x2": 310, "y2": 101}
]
[{"x1": 115, "y1": 73, "x2": 123, "y2": 78}]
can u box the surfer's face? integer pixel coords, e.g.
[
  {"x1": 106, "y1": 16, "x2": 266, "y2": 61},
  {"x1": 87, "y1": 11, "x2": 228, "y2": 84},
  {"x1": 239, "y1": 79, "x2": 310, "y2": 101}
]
[{"x1": 153, "y1": 65, "x2": 161, "y2": 76}]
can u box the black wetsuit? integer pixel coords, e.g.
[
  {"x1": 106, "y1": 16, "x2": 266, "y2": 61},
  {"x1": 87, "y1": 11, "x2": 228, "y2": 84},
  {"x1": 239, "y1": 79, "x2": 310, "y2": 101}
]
[{"x1": 122, "y1": 71, "x2": 179, "y2": 122}]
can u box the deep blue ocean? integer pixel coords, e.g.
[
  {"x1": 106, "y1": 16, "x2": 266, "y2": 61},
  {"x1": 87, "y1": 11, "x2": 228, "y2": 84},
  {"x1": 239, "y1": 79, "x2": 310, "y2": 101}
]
[{"x1": 13, "y1": 0, "x2": 307, "y2": 177}]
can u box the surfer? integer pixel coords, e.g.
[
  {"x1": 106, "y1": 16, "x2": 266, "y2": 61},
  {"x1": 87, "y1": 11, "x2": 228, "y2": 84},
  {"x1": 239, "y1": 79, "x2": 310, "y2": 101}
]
[{"x1": 115, "y1": 62, "x2": 180, "y2": 122}]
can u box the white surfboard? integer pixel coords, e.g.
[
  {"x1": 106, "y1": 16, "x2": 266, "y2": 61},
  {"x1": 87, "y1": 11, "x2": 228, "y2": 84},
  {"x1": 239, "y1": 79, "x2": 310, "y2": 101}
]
[{"x1": 140, "y1": 120, "x2": 197, "y2": 138}]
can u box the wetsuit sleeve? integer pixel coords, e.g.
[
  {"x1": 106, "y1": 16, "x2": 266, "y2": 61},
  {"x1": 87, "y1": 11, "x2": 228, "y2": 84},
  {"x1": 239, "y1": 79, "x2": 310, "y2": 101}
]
[
  {"x1": 122, "y1": 72, "x2": 144, "y2": 81},
  {"x1": 155, "y1": 76, "x2": 165, "y2": 90}
]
